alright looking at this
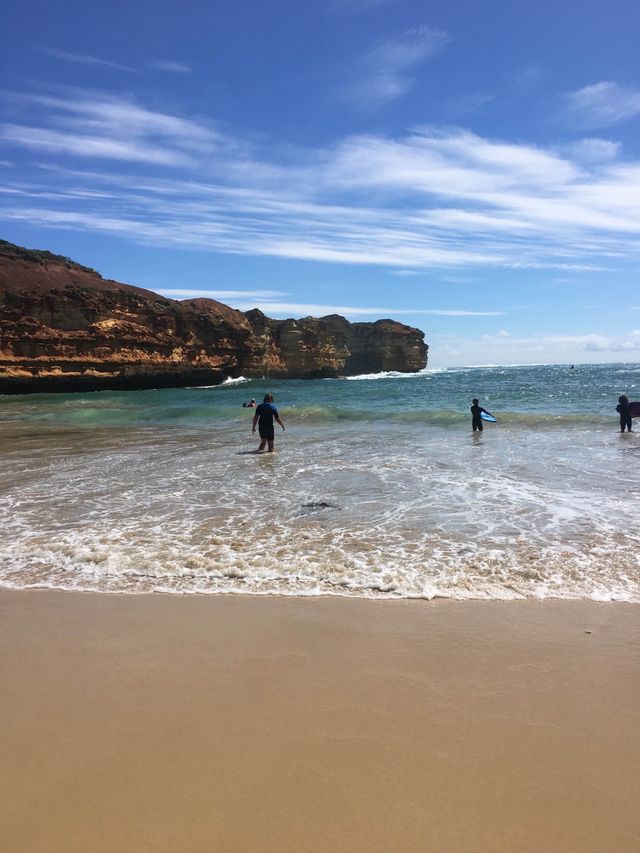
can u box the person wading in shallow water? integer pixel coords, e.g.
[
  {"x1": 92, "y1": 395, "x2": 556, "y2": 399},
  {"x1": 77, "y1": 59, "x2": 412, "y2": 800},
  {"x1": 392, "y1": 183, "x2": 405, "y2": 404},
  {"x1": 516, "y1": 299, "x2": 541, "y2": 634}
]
[
  {"x1": 252, "y1": 393, "x2": 285, "y2": 452},
  {"x1": 470, "y1": 398, "x2": 491, "y2": 432},
  {"x1": 616, "y1": 394, "x2": 632, "y2": 433}
]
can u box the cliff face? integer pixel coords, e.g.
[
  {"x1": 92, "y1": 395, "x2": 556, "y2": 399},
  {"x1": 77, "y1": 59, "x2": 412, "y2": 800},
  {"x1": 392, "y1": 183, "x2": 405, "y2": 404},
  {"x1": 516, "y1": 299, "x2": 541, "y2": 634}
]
[{"x1": 0, "y1": 241, "x2": 428, "y2": 393}]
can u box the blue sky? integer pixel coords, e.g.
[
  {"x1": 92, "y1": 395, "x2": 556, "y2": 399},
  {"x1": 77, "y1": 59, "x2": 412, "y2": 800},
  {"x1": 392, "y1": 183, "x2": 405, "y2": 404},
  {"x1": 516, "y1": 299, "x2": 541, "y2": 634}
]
[{"x1": 1, "y1": 0, "x2": 639, "y2": 367}]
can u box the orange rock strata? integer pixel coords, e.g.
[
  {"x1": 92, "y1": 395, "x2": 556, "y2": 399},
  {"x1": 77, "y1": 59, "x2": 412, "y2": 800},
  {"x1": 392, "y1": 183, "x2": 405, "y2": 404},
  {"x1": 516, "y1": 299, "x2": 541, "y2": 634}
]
[{"x1": 0, "y1": 241, "x2": 428, "y2": 393}]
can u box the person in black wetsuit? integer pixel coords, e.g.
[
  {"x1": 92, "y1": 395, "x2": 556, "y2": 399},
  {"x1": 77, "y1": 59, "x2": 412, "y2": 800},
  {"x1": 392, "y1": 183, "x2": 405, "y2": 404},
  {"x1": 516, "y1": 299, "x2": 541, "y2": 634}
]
[
  {"x1": 616, "y1": 394, "x2": 632, "y2": 433},
  {"x1": 252, "y1": 393, "x2": 285, "y2": 452},
  {"x1": 470, "y1": 398, "x2": 491, "y2": 432}
]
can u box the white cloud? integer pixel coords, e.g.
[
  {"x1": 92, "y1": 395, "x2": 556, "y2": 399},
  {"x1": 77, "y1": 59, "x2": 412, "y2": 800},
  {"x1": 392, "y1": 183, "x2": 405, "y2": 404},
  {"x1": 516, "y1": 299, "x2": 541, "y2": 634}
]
[
  {"x1": 171, "y1": 300, "x2": 504, "y2": 318},
  {"x1": 2, "y1": 90, "x2": 640, "y2": 275},
  {"x1": 558, "y1": 138, "x2": 621, "y2": 164},
  {"x1": 21, "y1": 92, "x2": 222, "y2": 145},
  {"x1": 449, "y1": 91, "x2": 496, "y2": 115},
  {"x1": 148, "y1": 60, "x2": 192, "y2": 73},
  {"x1": 40, "y1": 49, "x2": 136, "y2": 73},
  {"x1": 0, "y1": 124, "x2": 195, "y2": 166},
  {"x1": 153, "y1": 289, "x2": 504, "y2": 318},
  {"x1": 159, "y1": 288, "x2": 287, "y2": 299},
  {"x1": 0, "y1": 91, "x2": 225, "y2": 168},
  {"x1": 429, "y1": 329, "x2": 640, "y2": 368},
  {"x1": 449, "y1": 65, "x2": 540, "y2": 118},
  {"x1": 346, "y1": 26, "x2": 448, "y2": 106},
  {"x1": 562, "y1": 82, "x2": 640, "y2": 129},
  {"x1": 40, "y1": 49, "x2": 192, "y2": 75}
]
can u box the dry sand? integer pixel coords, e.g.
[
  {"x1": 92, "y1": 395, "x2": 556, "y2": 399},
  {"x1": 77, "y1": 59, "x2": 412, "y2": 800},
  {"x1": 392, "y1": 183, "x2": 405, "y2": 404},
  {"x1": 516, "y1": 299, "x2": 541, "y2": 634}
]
[{"x1": 1, "y1": 590, "x2": 639, "y2": 852}]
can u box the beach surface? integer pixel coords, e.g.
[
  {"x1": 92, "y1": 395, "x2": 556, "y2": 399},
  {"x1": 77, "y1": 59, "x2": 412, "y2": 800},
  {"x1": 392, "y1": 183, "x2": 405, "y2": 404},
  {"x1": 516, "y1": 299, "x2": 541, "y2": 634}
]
[{"x1": 1, "y1": 590, "x2": 639, "y2": 852}]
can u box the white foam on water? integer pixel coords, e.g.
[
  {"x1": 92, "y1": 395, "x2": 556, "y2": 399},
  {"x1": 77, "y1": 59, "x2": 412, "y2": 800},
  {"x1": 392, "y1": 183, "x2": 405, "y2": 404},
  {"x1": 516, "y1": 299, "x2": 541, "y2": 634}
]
[
  {"x1": 188, "y1": 376, "x2": 249, "y2": 389},
  {"x1": 345, "y1": 367, "x2": 431, "y2": 381},
  {"x1": 221, "y1": 376, "x2": 249, "y2": 385},
  {"x1": 1, "y1": 417, "x2": 638, "y2": 602}
]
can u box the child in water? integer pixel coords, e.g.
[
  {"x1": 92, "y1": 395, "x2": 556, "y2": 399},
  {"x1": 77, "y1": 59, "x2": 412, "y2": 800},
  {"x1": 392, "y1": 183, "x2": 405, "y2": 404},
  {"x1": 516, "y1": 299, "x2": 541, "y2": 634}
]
[
  {"x1": 616, "y1": 395, "x2": 632, "y2": 432},
  {"x1": 470, "y1": 398, "x2": 491, "y2": 432}
]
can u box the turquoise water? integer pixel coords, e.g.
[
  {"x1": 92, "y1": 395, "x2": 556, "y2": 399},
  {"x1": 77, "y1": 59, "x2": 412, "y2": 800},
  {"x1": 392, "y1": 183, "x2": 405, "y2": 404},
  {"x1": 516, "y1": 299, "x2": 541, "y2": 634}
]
[
  {"x1": 1, "y1": 363, "x2": 639, "y2": 600},
  {"x1": 2, "y1": 362, "x2": 636, "y2": 427}
]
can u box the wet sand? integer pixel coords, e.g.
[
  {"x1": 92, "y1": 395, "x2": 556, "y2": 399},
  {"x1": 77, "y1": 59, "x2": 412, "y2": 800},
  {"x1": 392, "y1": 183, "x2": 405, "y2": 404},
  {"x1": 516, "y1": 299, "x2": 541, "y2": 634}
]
[{"x1": 1, "y1": 590, "x2": 639, "y2": 852}]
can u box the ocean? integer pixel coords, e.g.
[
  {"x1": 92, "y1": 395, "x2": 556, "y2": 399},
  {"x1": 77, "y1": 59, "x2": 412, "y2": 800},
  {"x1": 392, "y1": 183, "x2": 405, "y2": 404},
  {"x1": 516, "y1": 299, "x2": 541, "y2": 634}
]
[{"x1": 1, "y1": 363, "x2": 638, "y2": 601}]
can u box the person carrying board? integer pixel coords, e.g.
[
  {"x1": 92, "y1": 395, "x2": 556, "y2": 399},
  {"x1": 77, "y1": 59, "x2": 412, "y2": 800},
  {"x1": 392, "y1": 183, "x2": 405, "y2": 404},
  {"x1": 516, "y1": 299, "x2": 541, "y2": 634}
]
[{"x1": 470, "y1": 398, "x2": 493, "y2": 432}]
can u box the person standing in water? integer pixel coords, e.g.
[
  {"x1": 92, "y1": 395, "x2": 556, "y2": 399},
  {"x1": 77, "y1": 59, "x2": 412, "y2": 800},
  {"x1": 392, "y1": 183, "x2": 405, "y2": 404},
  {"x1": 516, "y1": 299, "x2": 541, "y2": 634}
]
[
  {"x1": 470, "y1": 398, "x2": 491, "y2": 432},
  {"x1": 252, "y1": 393, "x2": 285, "y2": 452},
  {"x1": 616, "y1": 395, "x2": 632, "y2": 433}
]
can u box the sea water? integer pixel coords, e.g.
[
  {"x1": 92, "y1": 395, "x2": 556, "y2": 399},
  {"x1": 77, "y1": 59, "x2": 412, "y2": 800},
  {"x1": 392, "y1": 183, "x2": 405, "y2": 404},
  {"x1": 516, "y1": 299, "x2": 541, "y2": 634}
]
[{"x1": 1, "y1": 363, "x2": 638, "y2": 601}]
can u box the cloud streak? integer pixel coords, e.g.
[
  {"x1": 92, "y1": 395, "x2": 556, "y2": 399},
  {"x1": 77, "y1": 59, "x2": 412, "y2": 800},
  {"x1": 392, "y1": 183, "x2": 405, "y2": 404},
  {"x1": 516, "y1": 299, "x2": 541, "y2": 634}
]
[
  {"x1": 40, "y1": 49, "x2": 137, "y2": 72},
  {"x1": 562, "y1": 82, "x2": 640, "y2": 129},
  {"x1": 2, "y1": 89, "x2": 640, "y2": 276},
  {"x1": 160, "y1": 289, "x2": 287, "y2": 299},
  {"x1": 155, "y1": 291, "x2": 504, "y2": 318},
  {"x1": 346, "y1": 26, "x2": 448, "y2": 106},
  {"x1": 431, "y1": 329, "x2": 640, "y2": 368},
  {"x1": 147, "y1": 60, "x2": 192, "y2": 74},
  {"x1": 40, "y1": 49, "x2": 192, "y2": 75}
]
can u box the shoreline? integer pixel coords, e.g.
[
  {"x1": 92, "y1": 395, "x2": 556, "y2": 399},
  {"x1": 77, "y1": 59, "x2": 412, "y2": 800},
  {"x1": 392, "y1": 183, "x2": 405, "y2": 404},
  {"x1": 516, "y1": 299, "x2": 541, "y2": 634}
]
[
  {"x1": 2, "y1": 589, "x2": 639, "y2": 851},
  {"x1": 1, "y1": 584, "x2": 640, "y2": 603}
]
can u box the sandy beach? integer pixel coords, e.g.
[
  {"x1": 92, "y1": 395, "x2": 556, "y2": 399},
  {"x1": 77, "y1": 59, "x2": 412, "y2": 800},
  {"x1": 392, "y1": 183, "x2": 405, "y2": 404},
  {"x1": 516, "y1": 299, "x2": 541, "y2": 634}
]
[{"x1": 1, "y1": 590, "x2": 639, "y2": 852}]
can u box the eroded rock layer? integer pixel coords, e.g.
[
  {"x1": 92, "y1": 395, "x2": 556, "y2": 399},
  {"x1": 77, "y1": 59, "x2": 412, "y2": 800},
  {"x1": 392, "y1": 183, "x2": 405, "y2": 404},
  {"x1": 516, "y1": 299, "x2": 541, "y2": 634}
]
[{"x1": 0, "y1": 241, "x2": 428, "y2": 393}]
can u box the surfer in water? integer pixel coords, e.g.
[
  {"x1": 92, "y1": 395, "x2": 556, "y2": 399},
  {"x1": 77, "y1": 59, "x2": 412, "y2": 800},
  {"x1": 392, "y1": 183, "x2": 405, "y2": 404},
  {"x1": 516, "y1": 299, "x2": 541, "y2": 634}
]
[
  {"x1": 616, "y1": 395, "x2": 632, "y2": 433},
  {"x1": 470, "y1": 398, "x2": 491, "y2": 432},
  {"x1": 252, "y1": 393, "x2": 285, "y2": 452},
  {"x1": 242, "y1": 398, "x2": 256, "y2": 408}
]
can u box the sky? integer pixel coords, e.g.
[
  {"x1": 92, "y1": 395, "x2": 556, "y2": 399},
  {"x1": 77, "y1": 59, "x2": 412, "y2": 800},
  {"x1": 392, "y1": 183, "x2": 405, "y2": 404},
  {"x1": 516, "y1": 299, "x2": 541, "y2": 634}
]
[{"x1": 1, "y1": 0, "x2": 639, "y2": 368}]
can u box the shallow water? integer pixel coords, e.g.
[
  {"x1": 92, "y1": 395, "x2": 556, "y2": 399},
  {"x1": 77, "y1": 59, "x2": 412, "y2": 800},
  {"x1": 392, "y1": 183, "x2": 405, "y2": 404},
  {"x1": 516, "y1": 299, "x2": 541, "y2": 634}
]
[{"x1": 1, "y1": 363, "x2": 639, "y2": 600}]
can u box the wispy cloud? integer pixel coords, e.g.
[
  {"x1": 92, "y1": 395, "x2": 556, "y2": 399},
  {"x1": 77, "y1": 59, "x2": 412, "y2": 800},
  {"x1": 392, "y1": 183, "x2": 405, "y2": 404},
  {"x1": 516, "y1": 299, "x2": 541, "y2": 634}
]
[
  {"x1": 1, "y1": 124, "x2": 194, "y2": 166},
  {"x1": 449, "y1": 91, "x2": 496, "y2": 115},
  {"x1": 1, "y1": 91, "x2": 224, "y2": 167},
  {"x1": 40, "y1": 49, "x2": 193, "y2": 76},
  {"x1": 154, "y1": 293, "x2": 501, "y2": 319},
  {"x1": 155, "y1": 296, "x2": 504, "y2": 318},
  {"x1": 148, "y1": 60, "x2": 192, "y2": 74},
  {"x1": 160, "y1": 289, "x2": 287, "y2": 299},
  {"x1": 431, "y1": 329, "x2": 640, "y2": 367},
  {"x1": 558, "y1": 138, "x2": 621, "y2": 164},
  {"x1": 539, "y1": 331, "x2": 640, "y2": 352},
  {"x1": 449, "y1": 64, "x2": 540, "y2": 117},
  {"x1": 346, "y1": 25, "x2": 449, "y2": 106},
  {"x1": 20, "y1": 92, "x2": 221, "y2": 144},
  {"x1": 561, "y1": 81, "x2": 640, "y2": 129},
  {"x1": 40, "y1": 48, "x2": 137, "y2": 73},
  {"x1": 2, "y1": 89, "x2": 640, "y2": 276}
]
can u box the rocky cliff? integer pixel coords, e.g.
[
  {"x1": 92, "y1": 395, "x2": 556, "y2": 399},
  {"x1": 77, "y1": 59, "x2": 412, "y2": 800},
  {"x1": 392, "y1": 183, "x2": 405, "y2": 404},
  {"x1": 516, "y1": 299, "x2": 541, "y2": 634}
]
[{"x1": 0, "y1": 240, "x2": 428, "y2": 393}]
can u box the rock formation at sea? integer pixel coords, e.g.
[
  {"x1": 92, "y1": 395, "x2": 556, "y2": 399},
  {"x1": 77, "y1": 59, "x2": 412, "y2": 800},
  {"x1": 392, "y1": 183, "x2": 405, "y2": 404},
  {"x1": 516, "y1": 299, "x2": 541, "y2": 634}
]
[{"x1": 0, "y1": 240, "x2": 428, "y2": 393}]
